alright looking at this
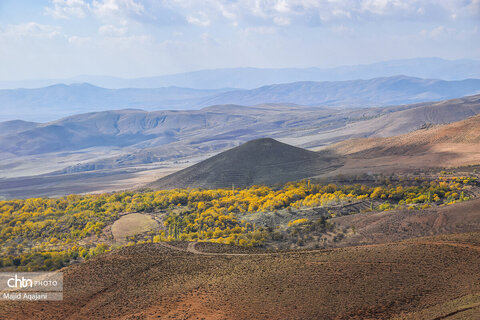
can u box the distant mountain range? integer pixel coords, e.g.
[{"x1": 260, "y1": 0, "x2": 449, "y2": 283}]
[
  {"x1": 1, "y1": 94, "x2": 480, "y2": 197},
  {"x1": 195, "y1": 76, "x2": 480, "y2": 108},
  {"x1": 0, "y1": 84, "x2": 231, "y2": 122},
  {"x1": 1, "y1": 58, "x2": 479, "y2": 90},
  {"x1": 2, "y1": 76, "x2": 480, "y2": 122},
  {"x1": 1, "y1": 94, "x2": 479, "y2": 175}
]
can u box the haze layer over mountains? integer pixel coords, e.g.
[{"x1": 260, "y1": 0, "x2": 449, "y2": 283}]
[
  {"x1": 1, "y1": 76, "x2": 480, "y2": 123},
  {"x1": 1, "y1": 58, "x2": 480, "y2": 122},
  {"x1": 2, "y1": 58, "x2": 479, "y2": 90}
]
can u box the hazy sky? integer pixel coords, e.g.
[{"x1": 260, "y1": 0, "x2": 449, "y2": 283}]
[{"x1": 0, "y1": 0, "x2": 479, "y2": 80}]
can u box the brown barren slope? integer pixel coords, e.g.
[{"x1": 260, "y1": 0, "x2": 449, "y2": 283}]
[
  {"x1": 1, "y1": 232, "x2": 479, "y2": 319},
  {"x1": 328, "y1": 114, "x2": 480, "y2": 175},
  {"x1": 151, "y1": 138, "x2": 341, "y2": 189},
  {"x1": 332, "y1": 198, "x2": 480, "y2": 247},
  {"x1": 150, "y1": 114, "x2": 480, "y2": 190}
]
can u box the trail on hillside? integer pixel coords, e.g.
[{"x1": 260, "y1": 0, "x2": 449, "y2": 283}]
[
  {"x1": 415, "y1": 241, "x2": 480, "y2": 252},
  {"x1": 155, "y1": 240, "x2": 480, "y2": 257}
]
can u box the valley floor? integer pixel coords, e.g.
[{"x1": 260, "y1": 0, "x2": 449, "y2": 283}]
[{"x1": 0, "y1": 164, "x2": 184, "y2": 199}]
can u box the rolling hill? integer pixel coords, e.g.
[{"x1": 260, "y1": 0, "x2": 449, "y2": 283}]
[
  {"x1": 0, "y1": 105, "x2": 334, "y2": 158},
  {"x1": 2, "y1": 94, "x2": 480, "y2": 159},
  {"x1": 150, "y1": 138, "x2": 341, "y2": 189}
]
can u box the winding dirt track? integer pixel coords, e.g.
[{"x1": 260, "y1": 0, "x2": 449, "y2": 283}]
[{"x1": 156, "y1": 240, "x2": 480, "y2": 257}]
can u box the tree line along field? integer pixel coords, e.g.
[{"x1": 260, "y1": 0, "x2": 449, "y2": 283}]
[{"x1": 0, "y1": 173, "x2": 478, "y2": 271}]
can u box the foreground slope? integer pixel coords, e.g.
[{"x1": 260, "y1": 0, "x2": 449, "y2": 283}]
[
  {"x1": 1, "y1": 232, "x2": 479, "y2": 319},
  {"x1": 151, "y1": 138, "x2": 341, "y2": 189}
]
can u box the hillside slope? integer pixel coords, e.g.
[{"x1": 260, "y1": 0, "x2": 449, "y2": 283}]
[
  {"x1": 290, "y1": 94, "x2": 480, "y2": 149},
  {"x1": 346, "y1": 94, "x2": 480, "y2": 139},
  {"x1": 325, "y1": 114, "x2": 480, "y2": 175},
  {"x1": 332, "y1": 198, "x2": 480, "y2": 247},
  {"x1": 1, "y1": 231, "x2": 479, "y2": 319},
  {"x1": 332, "y1": 114, "x2": 480, "y2": 157},
  {"x1": 151, "y1": 138, "x2": 341, "y2": 189},
  {"x1": 153, "y1": 115, "x2": 480, "y2": 190}
]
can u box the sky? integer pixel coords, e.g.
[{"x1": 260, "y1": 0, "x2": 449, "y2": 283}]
[{"x1": 0, "y1": 0, "x2": 479, "y2": 80}]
